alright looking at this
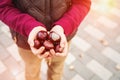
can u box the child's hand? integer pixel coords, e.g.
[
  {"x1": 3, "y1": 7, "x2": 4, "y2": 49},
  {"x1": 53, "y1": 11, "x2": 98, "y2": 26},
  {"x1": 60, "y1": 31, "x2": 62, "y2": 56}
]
[
  {"x1": 28, "y1": 26, "x2": 49, "y2": 58},
  {"x1": 50, "y1": 25, "x2": 68, "y2": 57}
]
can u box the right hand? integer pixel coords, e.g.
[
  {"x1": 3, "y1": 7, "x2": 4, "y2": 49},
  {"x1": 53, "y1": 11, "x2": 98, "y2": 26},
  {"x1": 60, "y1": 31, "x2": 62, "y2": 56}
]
[
  {"x1": 50, "y1": 25, "x2": 68, "y2": 57},
  {"x1": 28, "y1": 26, "x2": 50, "y2": 59}
]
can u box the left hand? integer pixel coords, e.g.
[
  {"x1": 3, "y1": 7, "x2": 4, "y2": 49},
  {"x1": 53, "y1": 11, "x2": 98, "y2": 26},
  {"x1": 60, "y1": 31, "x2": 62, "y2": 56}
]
[
  {"x1": 28, "y1": 26, "x2": 49, "y2": 59},
  {"x1": 50, "y1": 25, "x2": 68, "y2": 57}
]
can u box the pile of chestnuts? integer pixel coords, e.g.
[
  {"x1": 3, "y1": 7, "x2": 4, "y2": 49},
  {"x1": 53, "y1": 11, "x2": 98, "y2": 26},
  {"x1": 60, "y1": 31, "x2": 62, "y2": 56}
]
[{"x1": 34, "y1": 31, "x2": 64, "y2": 53}]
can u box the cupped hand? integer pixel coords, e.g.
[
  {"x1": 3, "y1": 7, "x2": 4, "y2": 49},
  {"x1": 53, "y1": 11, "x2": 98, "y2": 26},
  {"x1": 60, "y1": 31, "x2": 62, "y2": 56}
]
[
  {"x1": 28, "y1": 26, "x2": 49, "y2": 58},
  {"x1": 50, "y1": 25, "x2": 68, "y2": 57}
]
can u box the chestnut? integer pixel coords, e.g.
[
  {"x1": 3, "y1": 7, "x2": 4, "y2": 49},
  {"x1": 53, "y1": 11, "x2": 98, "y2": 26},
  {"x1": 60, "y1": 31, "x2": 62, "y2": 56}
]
[
  {"x1": 43, "y1": 40, "x2": 54, "y2": 50},
  {"x1": 34, "y1": 39, "x2": 41, "y2": 49},
  {"x1": 37, "y1": 31, "x2": 48, "y2": 41},
  {"x1": 49, "y1": 31, "x2": 61, "y2": 44},
  {"x1": 49, "y1": 31, "x2": 64, "y2": 53},
  {"x1": 34, "y1": 31, "x2": 63, "y2": 54},
  {"x1": 55, "y1": 44, "x2": 64, "y2": 53}
]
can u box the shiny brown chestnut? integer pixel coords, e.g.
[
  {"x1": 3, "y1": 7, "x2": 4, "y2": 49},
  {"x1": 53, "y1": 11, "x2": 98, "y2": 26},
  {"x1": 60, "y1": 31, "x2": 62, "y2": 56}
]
[
  {"x1": 55, "y1": 44, "x2": 64, "y2": 53},
  {"x1": 37, "y1": 31, "x2": 48, "y2": 41},
  {"x1": 43, "y1": 40, "x2": 54, "y2": 50},
  {"x1": 49, "y1": 31, "x2": 61, "y2": 44},
  {"x1": 34, "y1": 39, "x2": 41, "y2": 49}
]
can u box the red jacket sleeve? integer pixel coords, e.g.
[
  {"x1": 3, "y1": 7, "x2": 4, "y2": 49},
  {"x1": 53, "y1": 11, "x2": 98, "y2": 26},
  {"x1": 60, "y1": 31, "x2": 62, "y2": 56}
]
[
  {"x1": 0, "y1": 0, "x2": 45, "y2": 37},
  {"x1": 54, "y1": 0, "x2": 91, "y2": 40}
]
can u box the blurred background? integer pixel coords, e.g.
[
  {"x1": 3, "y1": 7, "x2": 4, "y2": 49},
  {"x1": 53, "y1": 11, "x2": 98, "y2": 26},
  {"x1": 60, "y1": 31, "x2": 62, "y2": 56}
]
[{"x1": 0, "y1": 0, "x2": 120, "y2": 80}]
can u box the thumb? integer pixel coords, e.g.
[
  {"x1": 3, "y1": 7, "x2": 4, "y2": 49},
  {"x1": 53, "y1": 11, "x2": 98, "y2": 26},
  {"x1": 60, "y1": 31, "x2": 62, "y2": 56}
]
[{"x1": 28, "y1": 40, "x2": 34, "y2": 47}]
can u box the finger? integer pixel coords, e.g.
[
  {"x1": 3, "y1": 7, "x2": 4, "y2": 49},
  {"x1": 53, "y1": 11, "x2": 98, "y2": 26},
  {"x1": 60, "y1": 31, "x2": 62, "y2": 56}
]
[
  {"x1": 31, "y1": 46, "x2": 45, "y2": 55},
  {"x1": 46, "y1": 57, "x2": 52, "y2": 59},
  {"x1": 60, "y1": 35, "x2": 67, "y2": 48},
  {"x1": 55, "y1": 52, "x2": 66, "y2": 57},
  {"x1": 55, "y1": 43, "x2": 68, "y2": 57},
  {"x1": 45, "y1": 54, "x2": 52, "y2": 59},
  {"x1": 28, "y1": 37, "x2": 35, "y2": 47},
  {"x1": 60, "y1": 41, "x2": 65, "y2": 48},
  {"x1": 39, "y1": 51, "x2": 49, "y2": 58},
  {"x1": 37, "y1": 46, "x2": 45, "y2": 54},
  {"x1": 28, "y1": 31, "x2": 38, "y2": 47},
  {"x1": 50, "y1": 49, "x2": 56, "y2": 56}
]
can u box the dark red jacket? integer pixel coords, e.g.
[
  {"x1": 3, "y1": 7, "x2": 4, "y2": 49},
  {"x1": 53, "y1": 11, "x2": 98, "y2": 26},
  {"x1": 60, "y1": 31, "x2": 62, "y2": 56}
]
[{"x1": 0, "y1": 0, "x2": 91, "y2": 49}]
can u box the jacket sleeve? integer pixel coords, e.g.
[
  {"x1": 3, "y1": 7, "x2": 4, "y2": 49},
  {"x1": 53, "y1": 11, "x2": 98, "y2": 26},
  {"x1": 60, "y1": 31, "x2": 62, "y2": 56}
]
[
  {"x1": 54, "y1": 0, "x2": 91, "y2": 40},
  {"x1": 0, "y1": 0, "x2": 45, "y2": 37}
]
